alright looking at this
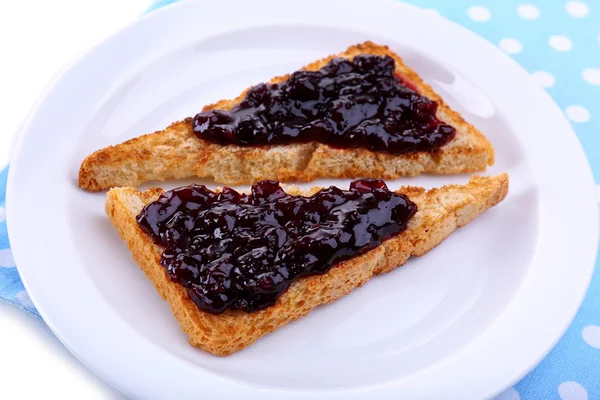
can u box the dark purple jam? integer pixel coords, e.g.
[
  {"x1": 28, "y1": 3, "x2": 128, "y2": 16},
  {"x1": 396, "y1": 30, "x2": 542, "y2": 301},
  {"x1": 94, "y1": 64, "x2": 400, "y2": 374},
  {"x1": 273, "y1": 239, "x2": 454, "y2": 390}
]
[
  {"x1": 137, "y1": 179, "x2": 417, "y2": 314},
  {"x1": 192, "y1": 55, "x2": 455, "y2": 154}
]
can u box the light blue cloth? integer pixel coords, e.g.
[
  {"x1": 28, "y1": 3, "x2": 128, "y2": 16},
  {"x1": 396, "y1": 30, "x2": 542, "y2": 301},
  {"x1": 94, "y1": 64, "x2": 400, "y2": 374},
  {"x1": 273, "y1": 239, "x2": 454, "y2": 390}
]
[
  {"x1": 2, "y1": 0, "x2": 599, "y2": 398},
  {"x1": 0, "y1": 167, "x2": 39, "y2": 317}
]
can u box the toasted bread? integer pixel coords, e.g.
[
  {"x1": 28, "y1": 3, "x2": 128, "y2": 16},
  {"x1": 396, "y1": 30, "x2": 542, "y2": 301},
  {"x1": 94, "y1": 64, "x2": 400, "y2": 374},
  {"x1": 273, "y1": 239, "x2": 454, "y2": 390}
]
[
  {"x1": 80, "y1": 42, "x2": 494, "y2": 191},
  {"x1": 105, "y1": 174, "x2": 508, "y2": 356}
]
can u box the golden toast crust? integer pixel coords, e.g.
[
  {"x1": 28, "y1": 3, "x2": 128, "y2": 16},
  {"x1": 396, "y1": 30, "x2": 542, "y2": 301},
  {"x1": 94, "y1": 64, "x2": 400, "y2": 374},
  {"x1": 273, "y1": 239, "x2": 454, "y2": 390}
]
[
  {"x1": 80, "y1": 42, "x2": 494, "y2": 191},
  {"x1": 105, "y1": 174, "x2": 508, "y2": 356}
]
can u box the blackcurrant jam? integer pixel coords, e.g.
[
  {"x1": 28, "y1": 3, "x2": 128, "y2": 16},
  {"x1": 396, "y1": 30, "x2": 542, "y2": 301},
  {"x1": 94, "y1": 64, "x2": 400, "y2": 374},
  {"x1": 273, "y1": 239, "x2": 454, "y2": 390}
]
[
  {"x1": 137, "y1": 179, "x2": 417, "y2": 314},
  {"x1": 193, "y1": 55, "x2": 455, "y2": 154}
]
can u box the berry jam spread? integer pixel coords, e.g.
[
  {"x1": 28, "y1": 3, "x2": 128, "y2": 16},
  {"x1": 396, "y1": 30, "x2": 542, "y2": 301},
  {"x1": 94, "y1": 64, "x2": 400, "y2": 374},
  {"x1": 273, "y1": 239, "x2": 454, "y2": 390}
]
[
  {"x1": 192, "y1": 55, "x2": 455, "y2": 154},
  {"x1": 137, "y1": 179, "x2": 417, "y2": 314}
]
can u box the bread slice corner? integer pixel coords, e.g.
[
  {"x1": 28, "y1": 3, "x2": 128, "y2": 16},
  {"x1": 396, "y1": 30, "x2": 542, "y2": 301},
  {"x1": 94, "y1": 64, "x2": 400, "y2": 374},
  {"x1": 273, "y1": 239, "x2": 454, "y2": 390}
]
[{"x1": 105, "y1": 173, "x2": 508, "y2": 356}]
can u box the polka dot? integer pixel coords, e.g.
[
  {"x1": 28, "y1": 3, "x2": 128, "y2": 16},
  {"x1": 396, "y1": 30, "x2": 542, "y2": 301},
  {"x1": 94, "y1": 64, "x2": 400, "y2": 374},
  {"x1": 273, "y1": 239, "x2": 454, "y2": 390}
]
[
  {"x1": 495, "y1": 387, "x2": 520, "y2": 400},
  {"x1": 532, "y1": 71, "x2": 555, "y2": 87},
  {"x1": 16, "y1": 290, "x2": 34, "y2": 309},
  {"x1": 0, "y1": 248, "x2": 15, "y2": 267},
  {"x1": 583, "y1": 325, "x2": 600, "y2": 347},
  {"x1": 423, "y1": 8, "x2": 440, "y2": 17},
  {"x1": 566, "y1": 1, "x2": 590, "y2": 18},
  {"x1": 499, "y1": 38, "x2": 523, "y2": 54},
  {"x1": 549, "y1": 35, "x2": 573, "y2": 51},
  {"x1": 467, "y1": 6, "x2": 491, "y2": 22},
  {"x1": 582, "y1": 68, "x2": 600, "y2": 85},
  {"x1": 558, "y1": 381, "x2": 588, "y2": 400},
  {"x1": 566, "y1": 105, "x2": 591, "y2": 123},
  {"x1": 0, "y1": 206, "x2": 4, "y2": 223},
  {"x1": 517, "y1": 4, "x2": 540, "y2": 19}
]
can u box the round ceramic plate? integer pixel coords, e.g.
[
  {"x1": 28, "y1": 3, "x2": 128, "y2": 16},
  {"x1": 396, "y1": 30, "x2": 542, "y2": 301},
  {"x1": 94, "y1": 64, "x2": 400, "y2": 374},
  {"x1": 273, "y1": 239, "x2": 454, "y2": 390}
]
[{"x1": 7, "y1": 0, "x2": 599, "y2": 398}]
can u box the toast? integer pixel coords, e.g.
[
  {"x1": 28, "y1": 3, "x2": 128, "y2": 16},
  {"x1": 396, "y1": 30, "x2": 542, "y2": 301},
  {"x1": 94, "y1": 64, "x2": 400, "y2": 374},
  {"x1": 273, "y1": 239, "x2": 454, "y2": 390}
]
[
  {"x1": 106, "y1": 173, "x2": 508, "y2": 356},
  {"x1": 81, "y1": 42, "x2": 494, "y2": 191}
]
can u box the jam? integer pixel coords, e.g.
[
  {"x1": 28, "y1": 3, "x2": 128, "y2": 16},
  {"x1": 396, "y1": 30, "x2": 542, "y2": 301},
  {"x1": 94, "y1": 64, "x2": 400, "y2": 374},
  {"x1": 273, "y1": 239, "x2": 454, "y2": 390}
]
[
  {"x1": 192, "y1": 55, "x2": 455, "y2": 154},
  {"x1": 137, "y1": 179, "x2": 417, "y2": 314}
]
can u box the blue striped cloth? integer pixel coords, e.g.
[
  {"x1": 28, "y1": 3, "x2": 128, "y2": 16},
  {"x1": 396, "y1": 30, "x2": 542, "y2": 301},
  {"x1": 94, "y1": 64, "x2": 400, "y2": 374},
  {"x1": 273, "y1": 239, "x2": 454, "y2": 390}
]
[{"x1": 2, "y1": 1, "x2": 599, "y2": 398}]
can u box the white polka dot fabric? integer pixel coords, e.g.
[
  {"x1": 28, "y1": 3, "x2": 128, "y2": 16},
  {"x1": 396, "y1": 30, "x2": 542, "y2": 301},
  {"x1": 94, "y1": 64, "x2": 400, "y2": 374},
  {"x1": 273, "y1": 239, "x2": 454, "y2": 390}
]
[
  {"x1": 582, "y1": 68, "x2": 600, "y2": 85},
  {"x1": 559, "y1": 381, "x2": 589, "y2": 400},
  {"x1": 517, "y1": 4, "x2": 540, "y2": 20},
  {"x1": 566, "y1": 1, "x2": 590, "y2": 18},
  {"x1": 0, "y1": 169, "x2": 39, "y2": 315},
  {"x1": 549, "y1": 35, "x2": 574, "y2": 52},
  {"x1": 499, "y1": 38, "x2": 524, "y2": 54},
  {"x1": 467, "y1": 5, "x2": 491, "y2": 21},
  {"x1": 582, "y1": 325, "x2": 600, "y2": 349}
]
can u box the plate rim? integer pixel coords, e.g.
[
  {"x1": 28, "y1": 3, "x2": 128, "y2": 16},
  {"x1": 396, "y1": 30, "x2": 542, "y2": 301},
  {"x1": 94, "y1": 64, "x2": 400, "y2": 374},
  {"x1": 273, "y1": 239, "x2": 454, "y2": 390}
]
[{"x1": 6, "y1": 0, "x2": 599, "y2": 398}]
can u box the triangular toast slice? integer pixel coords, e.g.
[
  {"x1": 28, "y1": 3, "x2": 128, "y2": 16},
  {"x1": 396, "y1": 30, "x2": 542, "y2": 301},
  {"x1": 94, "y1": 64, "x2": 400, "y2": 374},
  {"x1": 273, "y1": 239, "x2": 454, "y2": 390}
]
[
  {"x1": 106, "y1": 174, "x2": 508, "y2": 356},
  {"x1": 81, "y1": 42, "x2": 494, "y2": 191}
]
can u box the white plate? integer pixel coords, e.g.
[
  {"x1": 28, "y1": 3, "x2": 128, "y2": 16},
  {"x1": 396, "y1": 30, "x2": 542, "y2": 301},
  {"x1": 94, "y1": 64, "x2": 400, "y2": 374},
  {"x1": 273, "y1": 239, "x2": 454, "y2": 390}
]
[{"x1": 7, "y1": 0, "x2": 598, "y2": 398}]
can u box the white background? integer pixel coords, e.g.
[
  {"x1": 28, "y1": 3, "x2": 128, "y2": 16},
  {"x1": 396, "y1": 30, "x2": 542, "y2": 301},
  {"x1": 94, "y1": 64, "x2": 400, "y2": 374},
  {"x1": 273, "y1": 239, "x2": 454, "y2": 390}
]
[{"x1": 0, "y1": 1, "x2": 155, "y2": 398}]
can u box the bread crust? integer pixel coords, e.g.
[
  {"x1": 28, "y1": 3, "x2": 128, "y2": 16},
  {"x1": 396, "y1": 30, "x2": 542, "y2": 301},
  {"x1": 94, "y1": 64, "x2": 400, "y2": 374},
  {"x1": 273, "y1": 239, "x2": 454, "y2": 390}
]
[
  {"x1": 105, "y1": 174, "x2": 508, "y2": 356},
  {"x1": 80, "y1": 42, "x2": 494, "y2": 191}
]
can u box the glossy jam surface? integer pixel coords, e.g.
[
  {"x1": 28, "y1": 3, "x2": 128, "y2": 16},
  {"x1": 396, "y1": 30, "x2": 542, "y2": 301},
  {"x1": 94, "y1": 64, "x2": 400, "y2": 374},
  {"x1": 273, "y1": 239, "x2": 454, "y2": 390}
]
[
  {"x1": 137, "y1": 179, "x2": 417, "y2": 314},
  {"x1": 192, "y1": 55, "x2": 455, "y2": 154}
]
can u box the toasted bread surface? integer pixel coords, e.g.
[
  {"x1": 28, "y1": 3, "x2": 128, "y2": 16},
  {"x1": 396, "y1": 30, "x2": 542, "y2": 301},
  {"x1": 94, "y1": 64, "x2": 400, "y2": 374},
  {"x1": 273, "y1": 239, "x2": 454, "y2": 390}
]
[
  {"x1": 105, "y1": 174, "x2": 508, "y2": 356},
  {"x1": 80, "y1": 42, "x2": 494, "y2": 191}
]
